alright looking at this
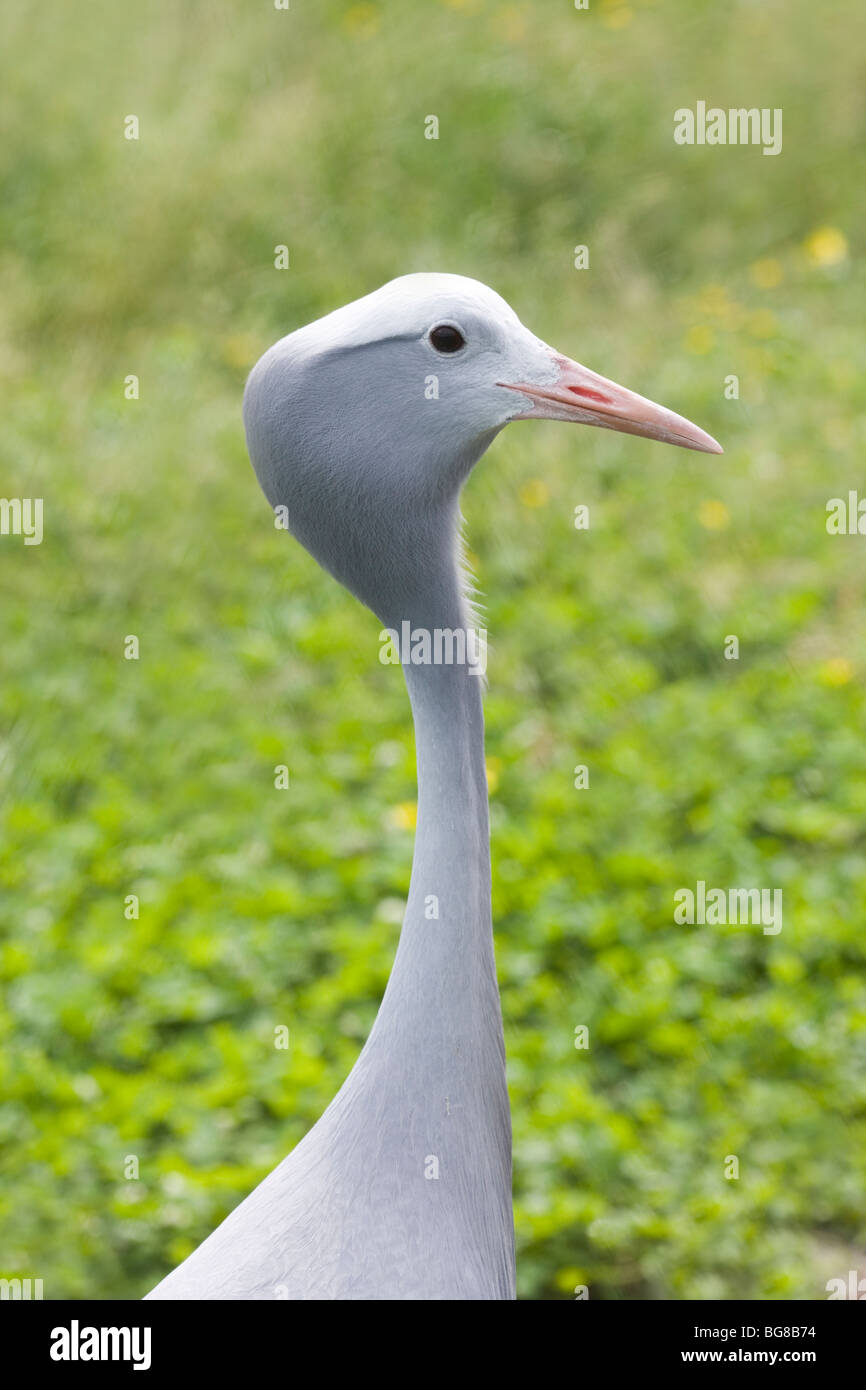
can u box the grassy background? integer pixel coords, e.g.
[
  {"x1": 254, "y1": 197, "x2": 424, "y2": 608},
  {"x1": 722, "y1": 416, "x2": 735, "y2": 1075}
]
[{"x1": 1, "y1": 0, "x2": 864, "y2": 1299}]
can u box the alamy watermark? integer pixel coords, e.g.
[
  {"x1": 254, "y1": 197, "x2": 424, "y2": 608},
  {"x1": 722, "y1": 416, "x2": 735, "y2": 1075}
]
[
  {"x1": 0, "y1": 1276, "x2": 43, "y2": 1298},
  {"x1": 379, "y1": 622, "x2": 487, "y2": 677},
  {"x1": 674, "y1": 103, "x2": 782, "y2": 156},
  {"x1": 0, "y1": 497, "x2": 43, "y2": 545},
  {"x1": 826, "y1": 491, "x2": 866, "y2": 534},
  {"x1": 50, "y1": 1321, "x2": 151, "y2": 1371},
  {"x1": 674, "y1": 880, "x2": 783, "y2": 935},
  {"x1": 826, "y1": 1270, "x2": 866, "y2": 1300}
]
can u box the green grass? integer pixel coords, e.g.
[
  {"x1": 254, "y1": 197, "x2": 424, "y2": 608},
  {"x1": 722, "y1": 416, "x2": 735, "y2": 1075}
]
[{"x1": 1, "y1": 0, "x2": 864, "y2": 1299}]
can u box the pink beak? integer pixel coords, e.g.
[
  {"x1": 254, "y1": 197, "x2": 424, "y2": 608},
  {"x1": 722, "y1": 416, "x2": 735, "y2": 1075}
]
[{"x1": 499, "y1": 353, "x2": 723, "y2": 455}]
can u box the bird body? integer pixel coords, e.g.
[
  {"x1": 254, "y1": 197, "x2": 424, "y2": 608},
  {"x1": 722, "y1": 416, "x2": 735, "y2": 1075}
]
[{"x1": 146, "y1": 274, "x2": 720, "y2": 1300}]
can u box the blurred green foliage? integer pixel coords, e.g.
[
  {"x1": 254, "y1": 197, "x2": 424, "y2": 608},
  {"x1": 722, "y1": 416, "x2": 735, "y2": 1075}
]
[{"x1": 1, "y1": 0, "x2": 864, "y2": 1300}]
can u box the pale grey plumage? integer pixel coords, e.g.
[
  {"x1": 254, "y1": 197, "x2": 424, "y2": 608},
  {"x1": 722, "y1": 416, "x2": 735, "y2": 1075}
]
[{"x1": 146, "y1": 274, "x2": 720, "y2": 1301}]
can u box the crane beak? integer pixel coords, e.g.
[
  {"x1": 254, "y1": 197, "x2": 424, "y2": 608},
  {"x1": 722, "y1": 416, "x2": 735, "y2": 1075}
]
[{"x1": 499, "y1": 353, "x2": 723, "y2": 454}]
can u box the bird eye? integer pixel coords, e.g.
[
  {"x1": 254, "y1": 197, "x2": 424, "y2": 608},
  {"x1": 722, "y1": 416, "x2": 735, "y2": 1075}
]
[{"x1": 429, "y1": 324, "x2": 466, "y2": 354}]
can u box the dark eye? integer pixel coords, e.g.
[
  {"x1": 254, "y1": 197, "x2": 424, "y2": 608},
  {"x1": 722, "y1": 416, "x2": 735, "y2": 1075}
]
[{"x1": 429, "y1": 324, "x2": 466, "y2": 354}]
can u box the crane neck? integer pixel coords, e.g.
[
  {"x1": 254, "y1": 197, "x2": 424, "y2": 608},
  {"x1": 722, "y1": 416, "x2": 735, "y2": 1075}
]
[
  {"x1": 374, "y1": 575, "x2": 497, "y2": 1023},
  {"x1": 360, "y1": 576, "x2": 508, "y2": 1114},
  {"x1": 309, "y1": 555, "x2": 516, "y2": 1298}
]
